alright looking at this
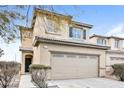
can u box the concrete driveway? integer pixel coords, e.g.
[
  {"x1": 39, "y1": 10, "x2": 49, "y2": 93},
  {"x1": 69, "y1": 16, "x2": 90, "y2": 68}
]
[{"x1": 48, "y1": 78, "x2": 124, "y2": 88}]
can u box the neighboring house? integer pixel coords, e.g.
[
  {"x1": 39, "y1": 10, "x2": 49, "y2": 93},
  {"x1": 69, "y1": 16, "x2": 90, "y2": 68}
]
[
  {"x1": 90, "y1": 34, "x2": 124, "y2": 74},
  {"x1": 19, "y1": 9, "x2": 109, "y2": 80}
]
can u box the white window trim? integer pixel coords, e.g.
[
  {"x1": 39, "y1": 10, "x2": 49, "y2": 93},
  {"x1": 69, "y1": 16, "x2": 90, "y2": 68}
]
[
  {"x1": 97, "y1": 38, "x2": 106, "y2": 45},
  {"x1": 69, "y1": 27, "x2": 87, "y2": 40},
  {"x1": 115, "y1": 39, "x2": 122, "y2": 48}
]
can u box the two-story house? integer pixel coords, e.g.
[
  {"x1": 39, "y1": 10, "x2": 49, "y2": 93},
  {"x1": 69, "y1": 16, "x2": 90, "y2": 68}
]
[
  {"x1": 19, "y1": 9, "x2": 109, "y2": 80},
  {"x1": 90, "y1": 34, "x2": 124, "y2": 74}
]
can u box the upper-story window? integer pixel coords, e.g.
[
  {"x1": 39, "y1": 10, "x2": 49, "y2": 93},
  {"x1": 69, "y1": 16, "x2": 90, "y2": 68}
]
[
  {"x1": 69, "y1": 27, "x2": 87, "y2": 40},
  {"x1": 97, "y1": 38, "x2": 106, "y2": 45},
  {"x1": 115, "y1": 39, "x2": 122, "y2": 48}
]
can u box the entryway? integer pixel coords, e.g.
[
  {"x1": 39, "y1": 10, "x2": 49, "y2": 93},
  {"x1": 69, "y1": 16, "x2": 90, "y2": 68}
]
[{"x1": 25, "y1": 55, "x2": 32, "y2": 72}]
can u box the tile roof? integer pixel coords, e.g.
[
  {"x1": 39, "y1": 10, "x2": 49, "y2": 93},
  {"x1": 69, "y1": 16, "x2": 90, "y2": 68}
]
[
  {"x1": 33, "y1": 36, "x2": 110, "y2": 50},
  {"x1": 90, "y1": 34, "x2": 124, "y2": 40}
]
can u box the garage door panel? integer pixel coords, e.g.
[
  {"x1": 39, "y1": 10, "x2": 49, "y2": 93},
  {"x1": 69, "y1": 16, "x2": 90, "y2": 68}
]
[
  {"x1": 51, "y1": 53, "x2": 98, "y2": 79},
  {"x1": 52, "y1": 58, "x2": 76, "y2": 75}
]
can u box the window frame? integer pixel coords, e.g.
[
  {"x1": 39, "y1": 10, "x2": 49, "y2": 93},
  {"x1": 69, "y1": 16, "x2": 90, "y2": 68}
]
[
  {"x1": 115, "y1": 39, "x2": 122, "y2": 48},
  {"x1": 69, "y1": 27, "x2": 87, "y2": 40},
  {"x1": 97, "y1": 38, "x2": 106, "y2": 45},
  {"x1": 83, "y1": 29, "x2": 86, "y2": 40}
]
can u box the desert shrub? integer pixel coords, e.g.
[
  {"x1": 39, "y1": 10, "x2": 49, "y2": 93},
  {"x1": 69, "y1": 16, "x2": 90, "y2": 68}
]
[
  {"x1": 29, "y1": 64, "x2": 51, "y2": 88},
  {"x1": 0, "y1": 61, "x2": 21, "y2": 88},
  {"x1": 29, "y1": 64, "x2": 51, "y2": 70},
  {"x1": 112, "y1": 64, "x2": 124, "y2": 81}
]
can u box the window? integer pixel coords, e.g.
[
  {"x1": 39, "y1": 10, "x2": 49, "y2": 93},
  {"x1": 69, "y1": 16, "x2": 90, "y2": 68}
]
[
  {"x1": 69, "y1": 28, "x2": 81, "y2": 39},
  {"x1": 97, "y1": 38, "x2": 106, "y2": 45},
  {"x1": 115, "y1": 39, "x2": 121, "y2": 48},
  {"x1": 83, "y1": 30, "x2": 86, "y2": 40},
  {"x1": 69, "y1": 27, "x2": 86, "y2": 39}
]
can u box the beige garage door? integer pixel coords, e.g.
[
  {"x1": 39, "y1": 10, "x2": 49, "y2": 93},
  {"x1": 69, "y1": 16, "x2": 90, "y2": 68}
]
[{"x1": 51, "y1": 52, "x2": 98, "y2": 79}]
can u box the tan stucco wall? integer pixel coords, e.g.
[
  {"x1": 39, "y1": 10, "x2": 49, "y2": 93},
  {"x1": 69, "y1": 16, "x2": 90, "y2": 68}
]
[
  {"x1": 105, "y1": 51, "x2": 124, "y2": 76},
  {"x1": 90, "y1": 37, "x2": 98, "y2": 44},
  {"x1": 108, "y1": 38, "x2": 115, "y2": 49},
  {"x1": 90, "y1": 37, "x2": 109, "y2": 46},
  {"x1": 90, "y1": 37, "x2": 124, "y2": 50},
  {"x1": 109, "y1": 38, "x2": 124, "y2": 50},
  {"x1": 33, "y1": 14, "x2": 70, "y2": 39},
  {"x1": 106, "y1": 51, "x2": 124, "y2": 68},
  {"x1": 33, "y1": 13, "x2": 90, "y2": 41},
  {"x1": 33, "y1": 46, "x2": 42, "y2": 64},
  {"x1": 32, "y1": 42, "x2": 106, "y2": 78},
  {"x1": 90, "y1": 37, "x2": 124, "y2": 76},
  {"x1": 21, "y1": 29, "x2": 33, "y2": 48}
]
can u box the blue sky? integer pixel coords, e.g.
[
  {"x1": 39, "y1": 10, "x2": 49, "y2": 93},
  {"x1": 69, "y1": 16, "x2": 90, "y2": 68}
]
[{"x1": 1, "y1": 5, "x2": 124, "y2": 62}]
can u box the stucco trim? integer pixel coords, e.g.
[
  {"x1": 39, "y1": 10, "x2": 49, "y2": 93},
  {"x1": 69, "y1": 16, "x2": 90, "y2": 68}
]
[
  {"x1": 90, "y1": 34, "x2": 124, "y2": 40},
  {"x1": 106, "y1": 50, "x2": 124, "y2": 54},
  {"x1": 19, "y1": 47, "x2": 33, "y2": 52},
  {"x1": 72, "y1": 21, "x2": 93, "y2": 29},
  {"x1": 50, "y1": 50, "x2": 100, "y2": 56},
  {"x1": 90, "y1": 34, "x2": 108, "y2": 39},
  {"x1": 33, "y1": 36, "x2": 110, "y2": 50}
]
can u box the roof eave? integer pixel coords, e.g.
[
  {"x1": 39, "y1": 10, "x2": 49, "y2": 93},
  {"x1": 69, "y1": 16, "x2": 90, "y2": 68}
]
[
  {"x1": 90, "y1": 34, "x2": 108, "y2": 39},
  {"x1": 108, "y1": 36, "x2": 124, "y2": 40},
  {"x1": 33, "y1": 36, "x2": 110, "y2": 50},
  {"x1": 72, "y1": 21, "x2": 93, "y2": 29}
]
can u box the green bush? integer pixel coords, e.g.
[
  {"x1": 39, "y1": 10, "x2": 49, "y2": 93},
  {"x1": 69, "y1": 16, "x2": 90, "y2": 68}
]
[
  {"x1": 112, "y1": 64, "x2": 124, "y2": 81},
  {"x1": 29, "y1": 64, "x2": 51, "y2": 88},
  {"x1": 29, "y1": 64, "x2": 51, "y2": 70}
]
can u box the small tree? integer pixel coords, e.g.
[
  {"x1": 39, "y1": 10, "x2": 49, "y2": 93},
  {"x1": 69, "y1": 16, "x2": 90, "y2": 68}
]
[
  {"x1": 0, "y1": 48, "x2": 4, "y2": 57},
  {"x1": 0, "y1": 61, "x2": 20, "y2": 88},
  {"x1": 112, "y1": 64, "x2": 124, "y2": 81},
  {"x1": 29, "y1": 64, "x2": 51, "y2": 88}
]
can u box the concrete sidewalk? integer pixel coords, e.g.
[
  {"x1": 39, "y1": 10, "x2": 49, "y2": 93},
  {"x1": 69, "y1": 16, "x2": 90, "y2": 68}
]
[
  {"x1": 19, "y1": 74, "x2": 58, "y2": 88},
  {"x1": 19, "y1": 74, "x2": 124, "y2": 88},
  {"x1": 19, "y1": 74, "x2": 36, "y2": 88},
  {"x1": 48, "y1": 78, "x2": 124, "y2": 88}
]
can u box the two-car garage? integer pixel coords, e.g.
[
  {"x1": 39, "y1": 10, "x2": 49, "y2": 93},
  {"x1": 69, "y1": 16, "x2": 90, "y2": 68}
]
[
  {"x1": 51, "y1": 52, "x2": 99, "y2": 79},
  {"x1": 32, "y1": 37, "x2": 109, "y2": 80}
]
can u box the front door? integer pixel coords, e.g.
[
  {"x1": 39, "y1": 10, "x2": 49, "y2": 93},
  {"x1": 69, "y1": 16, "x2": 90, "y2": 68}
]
[{"x1": 25, "y1": 58, "x2": 32, "y2": 72}]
